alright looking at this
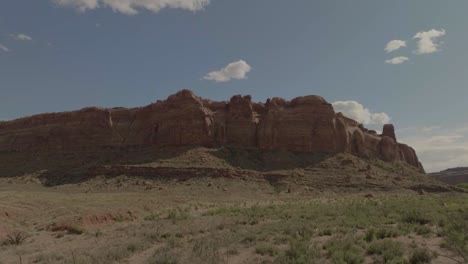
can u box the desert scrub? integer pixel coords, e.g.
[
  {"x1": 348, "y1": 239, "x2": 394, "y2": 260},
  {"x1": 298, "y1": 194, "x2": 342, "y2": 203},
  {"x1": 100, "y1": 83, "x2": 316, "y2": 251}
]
[
  {"x1": 439, "y1": 210, "x2": 468, "y2": 262},
  {"x1": 401, "y1": 210, "x2": 430, "y2": 225},
  {"x1": 375, "y1": 228, "x2": 399, "y2": 239},
  {"x1": 191, "y1": 237, "x2": 222, "y2": 264},
  {"x1": 409, "y1": 248, "x2": 433, "y2": 264},
  {"x1": 148, "y1": 247, "x2": 178, "y2": 264},
  {"x1": 144, "y1": 212, "x2": 160, "y2": 221},
  {"x1": 414, "y1": 225, "x2": 432, "y2": 236},
  {"x1": 2, "y1": 231, "x2": 29, "y2": 246},
  {"x1": 324, "y1": 234, "x2": 366, "y2": 264},
  {"x1": 364, "y1": 229, "x2": 376, "y2": 242},
  {"x1": 167, "y1": 208, "x2": 190, "y2": 224},
  {"x1": 274, "y1": 238, "x2": 319, "y2": 264},
  {"x1": 255, "y1": 243, "x2": 278, "y2": 256},
  {"x1": 367, "y1": 239, "x2": 404, "y2": 263}
]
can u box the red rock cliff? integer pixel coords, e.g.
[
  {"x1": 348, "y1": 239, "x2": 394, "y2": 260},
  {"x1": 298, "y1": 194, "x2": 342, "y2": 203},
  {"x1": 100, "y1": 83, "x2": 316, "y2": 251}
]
[{"x1": 0, "y1": 90, "x2": 423, "y2": 170}]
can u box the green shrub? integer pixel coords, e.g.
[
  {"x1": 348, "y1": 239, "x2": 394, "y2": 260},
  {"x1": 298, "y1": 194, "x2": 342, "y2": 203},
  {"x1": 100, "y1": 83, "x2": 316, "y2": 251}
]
[
  {"x1": 275, "y1": 239, "x2": 318, "y2": 264},
  {"x1": 375, "y1": 228, "x2": 399, "y2": 239},
  {"x1": 409, "y1": 248, "x2": 432, "y2": 264},
  {"x1": 364, "y1": 229, "x2": 375, "y2": 242},
  {"x1": 324, "y1": 235, "x2": 365, "y2": 264},
  {"x1": 402, "y1": 211, "x2": 430, "y2": 225},
  {"x1": 167, "y1": 209, "x2": 190, "y2": 223},
  {"x1": 440, "y1": 212, "x2": 468, "y2": 261},
  {"x1": 367, "y1": 239, "x2": 404, "y2": 263},
  {"x1": 414, "y1": 226, "x2": 431, "y2": 236}
]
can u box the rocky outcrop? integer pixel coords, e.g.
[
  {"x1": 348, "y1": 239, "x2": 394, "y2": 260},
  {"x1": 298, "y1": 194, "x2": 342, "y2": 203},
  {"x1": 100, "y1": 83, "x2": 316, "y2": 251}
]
[{"x1": 0, "y1": 90, "x2": 424, "y2": 171}]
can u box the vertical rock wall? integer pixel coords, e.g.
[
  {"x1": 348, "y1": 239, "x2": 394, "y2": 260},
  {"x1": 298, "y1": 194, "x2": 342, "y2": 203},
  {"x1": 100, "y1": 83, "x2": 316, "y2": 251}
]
[{"x1": 0, "y1": 90, "x2": 424, "y2": 170}]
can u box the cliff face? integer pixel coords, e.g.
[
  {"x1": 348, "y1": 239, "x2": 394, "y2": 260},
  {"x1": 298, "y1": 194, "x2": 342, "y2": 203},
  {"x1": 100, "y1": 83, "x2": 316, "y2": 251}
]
[{"x1": 0, "y1": 90, "x2": 423, "y2": 170}]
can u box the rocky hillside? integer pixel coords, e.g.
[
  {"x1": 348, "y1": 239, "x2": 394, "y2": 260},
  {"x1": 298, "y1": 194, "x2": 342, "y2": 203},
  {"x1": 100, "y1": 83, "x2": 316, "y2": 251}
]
[
  {"x1": 430, "y1": 167, "x2": 468, "y2": 185},
  {"x1": 0, "y1": 90, "x2": 423, "y2": 176}
]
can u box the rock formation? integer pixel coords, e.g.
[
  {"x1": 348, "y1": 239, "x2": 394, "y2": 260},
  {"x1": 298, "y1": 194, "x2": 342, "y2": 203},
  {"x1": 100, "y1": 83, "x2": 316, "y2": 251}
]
[{"x1": 0, "y1": 90, "x2": 424, "y2": 170}]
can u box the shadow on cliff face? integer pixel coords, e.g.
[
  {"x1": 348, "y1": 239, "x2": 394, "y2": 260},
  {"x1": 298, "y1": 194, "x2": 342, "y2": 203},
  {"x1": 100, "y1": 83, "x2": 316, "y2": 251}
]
[
  {"x1": 0, "y1": 146, "x2": 196, "y2": 178},
  {"x1": 2, "y1": 146, "x2": 455, "y2": 193},
  {"x1": 0, "y1": 146, "x2": 333, "y2": 186},
  {"x1": 211, "y1": 147, "x2": 331, "y2": 171}
]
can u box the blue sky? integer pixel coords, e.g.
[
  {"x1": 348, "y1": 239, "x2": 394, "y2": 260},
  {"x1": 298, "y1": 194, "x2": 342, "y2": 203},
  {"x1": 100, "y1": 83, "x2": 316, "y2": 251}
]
[{"x1": 1, "y1": 0, "x2": 467, "y2": 171}]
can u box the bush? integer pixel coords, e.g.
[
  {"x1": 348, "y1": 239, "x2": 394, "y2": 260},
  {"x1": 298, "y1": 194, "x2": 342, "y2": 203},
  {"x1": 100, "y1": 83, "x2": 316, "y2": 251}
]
[
  {"x1": 367, "y1": 239, "x2": 404, "y2": 263},
  {"x1": 2, "y1": 231, "x2": 29, "y2": 246},
  {"x1": 375, "y1": 228, "x2": 399, "y2": 239},
  {"x1": 402, "y1": 211, "x2": 430, "y2": 225},
  {"x1": 275, "y1": 239, "x2": 318, "y2": 264},
  {"x1": 440, "y1": 212, "x2": 468, "y2": 262},
  {"x1": 414, "y1": 226, "x2": 431, "y2": 236},
  {"x1": 409, "y1": 248, "x2": 432, "y2": 264},
  {"x1": 256, "y1": 244, "x2": 278, "y2": 256},
  {"x1": 167, "y1": 209, "x2": 190, "y2": 224},
  {"x1": 364, "y1": 229, "x2": 375, "y2": 242},
  {"x1": 148, "y1": 248, "x2": 178, "y2": 264},
  {"x1": 324, "y1": 235, "x2": 365, "y2": 264},
  {"x1": 191, "y1": 238, "x2": 221, "y2": 264}
]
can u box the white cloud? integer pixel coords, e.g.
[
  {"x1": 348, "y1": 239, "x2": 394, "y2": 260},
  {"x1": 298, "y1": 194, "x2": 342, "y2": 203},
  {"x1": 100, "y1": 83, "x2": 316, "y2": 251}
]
[
  {"x1": 385, "y1": 56, "x2": 409, "y2": 65},
  {"x1": 332, "y1": 101, "x2": 391, "y2": 125},
  {"x1": 399, "y1": 125, "x2": 468, "y2": 172},
  {"x1": 413, "y1": 29, "x2": 446, "y2": 54},
  {"x1": 52, "y1": 0, "x2": 210, "y2": 15},
  {"x1": 204, "y1": 60, "x2": 252, "y2": 83},
  {"x1": 385, "y1": 40, "x2": 406, "y2": 53},
  {"x1": 12, "y1": 34, "x2": 32, "y2": 41},
  {"x1": 0, "y1": 44, "x2": 10, "y2": 52}
]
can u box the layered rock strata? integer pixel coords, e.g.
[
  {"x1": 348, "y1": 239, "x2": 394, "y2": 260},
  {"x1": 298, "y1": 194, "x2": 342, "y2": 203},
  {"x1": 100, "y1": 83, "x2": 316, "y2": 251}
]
[{"x1": 0, "y1": 90, "x2": 424, "y2": 170}]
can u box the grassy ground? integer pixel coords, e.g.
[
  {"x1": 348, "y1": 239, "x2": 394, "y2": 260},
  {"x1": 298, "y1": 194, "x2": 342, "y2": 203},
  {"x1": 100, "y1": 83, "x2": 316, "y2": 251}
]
[{"x1": 0, "y1": 178, "x2": 467, "y2": 264}]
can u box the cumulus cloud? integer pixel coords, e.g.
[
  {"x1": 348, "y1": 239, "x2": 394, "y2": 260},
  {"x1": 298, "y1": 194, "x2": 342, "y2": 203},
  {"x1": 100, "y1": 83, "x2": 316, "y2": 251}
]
[
  {"x1": 332, "y1": 101, "x2": 391, "y2": 125},
  {"x1": 399, "y1": 125, "x2": 468, "y2": 172},
  {"x1": 413, "y1": 29, "x2": 446, "y2": 54},
  {"x1": 203, "y1": 60, "x2": 252, "y2": 83},
  {"x1": 12, "y1": 34, "x2": 32, "y2": 41},
  {"x1": 0, "y1": 44, "x2": 10, "y2": 52},
  {"x1": 385, "y1": 40, "x2": 406, "y2": 53},
  {"x1": 385, "y1": 56, "x2": 409, "y2": 65},
  {"x1": 52, "y1": 0, "x2": 210, "y2": 15}
]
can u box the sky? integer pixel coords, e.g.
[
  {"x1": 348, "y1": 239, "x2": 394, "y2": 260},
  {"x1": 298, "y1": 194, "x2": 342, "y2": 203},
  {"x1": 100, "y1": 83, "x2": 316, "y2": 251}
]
[{"x1": 1, "y1": 0, "x2": 468, "y2": 172}]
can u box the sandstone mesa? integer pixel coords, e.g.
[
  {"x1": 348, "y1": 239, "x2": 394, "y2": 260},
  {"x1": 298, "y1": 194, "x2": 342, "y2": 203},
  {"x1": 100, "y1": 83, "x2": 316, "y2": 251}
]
[{"x1": 0, "y1": 90, "x2": 423, "y2": 171}]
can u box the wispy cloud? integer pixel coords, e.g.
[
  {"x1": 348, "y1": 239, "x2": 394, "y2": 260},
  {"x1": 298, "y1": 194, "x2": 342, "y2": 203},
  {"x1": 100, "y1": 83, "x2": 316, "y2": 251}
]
[
  {"x1": 413, "y1": 29, "x2": 446, "y2": 54},
  {"x1": 399, "y1": 125, "x2": 468, "y2": 172},
  {"x1": 0, "y1": 44, "x2": 10, "y2": 52},
  {"x1": 204, "y1": 60, "x2": 252, "y2": 83},
  {"x1": 52, "y1": 0, "x2": 210, "y2": 15},
  {"x1": 332, "y1": 101, "x2": 391, "y2": 125},
  {"x1": 12, "y1": 33, "x2": 32, "y2": 41},
  {"x1": 385, "y1": 56, "x2": 409, "y2": 65},
  {"x1": 385, "y1": 40, "x2": 406, "y2": 53}
]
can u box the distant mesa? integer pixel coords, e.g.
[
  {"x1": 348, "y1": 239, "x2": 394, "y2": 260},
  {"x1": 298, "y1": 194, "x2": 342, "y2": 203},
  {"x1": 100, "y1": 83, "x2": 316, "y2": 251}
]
[
  {"x1": 430, "y1": 167, "x2": 468, "y2": 185},
  {"x1": 0, "y1": 89, "x2": 423, "y2": 171}
]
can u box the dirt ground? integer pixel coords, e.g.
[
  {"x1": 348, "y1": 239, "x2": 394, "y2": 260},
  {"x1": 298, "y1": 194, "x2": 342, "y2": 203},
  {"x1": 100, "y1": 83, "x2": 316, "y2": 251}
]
[{"x1": 0, "y1": 176, "x2": 466, "y2": 264}]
